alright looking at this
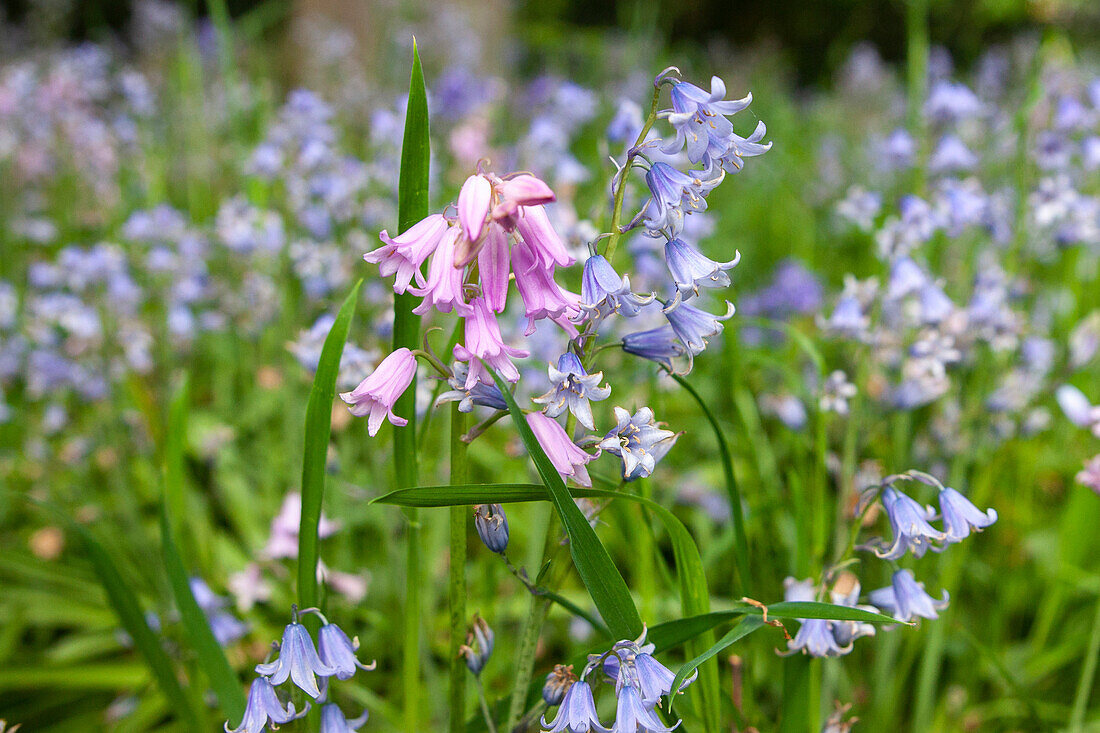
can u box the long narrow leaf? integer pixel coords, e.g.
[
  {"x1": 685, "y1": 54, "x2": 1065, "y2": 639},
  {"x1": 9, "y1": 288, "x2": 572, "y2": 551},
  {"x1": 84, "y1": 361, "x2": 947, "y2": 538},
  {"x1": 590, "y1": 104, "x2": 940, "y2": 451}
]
[
  {"x1": 487, "y1": 366, "x2": 643, "y2": 640},
  {"x1": 298, "y1": 279, "x2": 363, "y2": 610},
  {"x1": 161, "y1": 377, "x2": 247, "y2": 725},
  {"x1": 669, "y1": 616, "x2": 767, "y2": 713}
]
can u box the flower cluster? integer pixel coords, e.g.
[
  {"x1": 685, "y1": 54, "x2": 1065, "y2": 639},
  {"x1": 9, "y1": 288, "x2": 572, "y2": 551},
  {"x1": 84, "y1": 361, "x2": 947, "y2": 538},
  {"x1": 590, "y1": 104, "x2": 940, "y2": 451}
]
[
  {"x1": 227, "y1": 607, "x2": 373, "y2": 733},
  {"x1": 542, "y1": 630, "x2": 695, "y2": 733}
]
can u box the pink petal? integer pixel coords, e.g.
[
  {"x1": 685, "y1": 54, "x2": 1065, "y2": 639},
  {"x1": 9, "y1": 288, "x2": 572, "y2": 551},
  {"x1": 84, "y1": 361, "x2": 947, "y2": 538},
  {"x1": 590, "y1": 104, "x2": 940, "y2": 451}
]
[
  {"x1": 458, "y1": 174, "x2": 491, "y2": 243},
  {"x1": 498, "y1": 174, "x2": 556, "y2": 206}
]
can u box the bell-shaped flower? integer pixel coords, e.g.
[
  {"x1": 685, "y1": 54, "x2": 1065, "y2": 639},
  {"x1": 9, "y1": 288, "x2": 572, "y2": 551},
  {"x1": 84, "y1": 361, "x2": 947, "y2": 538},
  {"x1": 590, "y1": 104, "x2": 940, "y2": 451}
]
[
  {"x1": 225, "y1": 676, "x2": 308, "y2": 733},
  {"x1": 339, "y1": 348, "x2": 417, "y2": 436},
  {"x1": 458, "y1": 173, "x2": 492, "y2": 243},
  {"x1": 512, "y1": 240, "x2": 581, "y2": 335},
  {"x1": 366, "y1": 214, "x2": 448, "y2": 294},
  {"x1": 478, "y1": 224, "x2": 511, "y2": 313},
  {"x1": 644, "y1": 162, "x2": 719, "y2": 237},
  {"x1": 319, "y1": 703, "x2": 369, "y2": 733},
  {"x1": 633, "y1": 652, "x2": 694, "y2": 705},
  {"x1": 937, "y1": 487, "x2": 997, "y2": 544},
  {"x1": 781, "y1": 577, "x2": 850, "y2": 658},
  {"x1": 662, "y1": 76, "x2": 752, "y2": 165},
  {"x1": 474, "y1": 503, "x2": 510, "y2": 553},
  {"x1": 709, "y1": 120, "x2": 772, "y2": 176},
  {"x1": 611, "y1": 681, "x2": 679, "y2": 733},
  {"x1": 254, "y1": 621, "x2": 337, "y2": 699},
  {"x1": 454, "y1": 297, "x2": 529, "y2": 388},
  {"x1": 869, "y1": 569, "x2": 949, "y2": 622},
  {"x1": 515, "y1": 205, "x2": 574, "y2": 269},
  {"x1": 863, "y1": 486, "x2": 946, "y2": 560},
  {"x1": 662, "y1": 295, "x2": 734, "y2": 355},
  {"x1": 526, "y1": 412, "x2": 595, "y2": 487},
  {"x1": 621, "y1": 326, "x2": 687, "y2": 372},
  {"x1": 436, "y1": 361, "x2": 509, "y2": 412},
  {"x1": 598, "y1": 407, "x2": 680, "y2": 481},
  {"x1": 918, "y1": 281, "x2": 955, "y2": 324},
  {"x1": 887, "y1": 256, "x2": 928, "y2": 300},
  {"x1": 580, "y1": 255, "x2": 653, "y2": 321},
  {"x1": 409, "y1": 226, "x2": 474, "y2": 316},
  {"x1": 533, "y1": 352, "x2": 612, "y2": 430},
  {"x1": 541, "y1": 679, "x2": 609, "y2": 733},
  {"x1": 664, "y1": 238, "x2": 740, "y2": 298},
  {"x1": 317, "y1": 623, "x2": 376, "y2": 681},
  {"x1": 499, "y1": 174, "x2": 556, "y2": 206}
]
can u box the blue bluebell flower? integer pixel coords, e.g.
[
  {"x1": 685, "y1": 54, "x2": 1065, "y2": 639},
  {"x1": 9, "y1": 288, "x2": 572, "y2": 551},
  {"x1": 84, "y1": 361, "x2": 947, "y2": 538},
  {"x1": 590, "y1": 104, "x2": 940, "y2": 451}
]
[
  {"x1": 580, "y1": 255, "x2": 653, "y2": 321},
  {"x1": 541, "y1": 679, "x2": 609, "y2": 733},
  {"x1": 543, "y1": 664, "x2": 579, "y2": 706},
  {"x1": 611, "y1": 681, "x2": 677, "y2": 732},
  {"x1": 662, "y1": 76, "x2": 752, "y2": 165},
  {"x1": 708, "y1": 120, "x2": 772, "y2": 176},
  {"x1": 533, "y1": 352, "x2": 612, "y2": 430},
  {"x1": 436, "y1": 362, "x2": 509, "y2": 413},
  {"x1": 824, "y1": 295, "x2": 868, "y2": 336},
  {"x1": 929, "y1": 134, "x2": 978, "y2": 173},
  {"x1": 662, "y1": 296, "x2": 734, "y2": 355},
  {"x1": 643, "y1": 162, "x2": 720, "y2": 237},
  {"x1": 320, "y1": 703, "x2": 369, "y2": 733},
  {"x1": 460, "y1": 614, "x2": 494, "y2": 675},
  {"x1": 918, "y1": 281, "x2": 955, "y2": 324},
  {"x1": 869, "y1": 569, "x2": 949, "y2": 622},
  {"x1": 887, "y1": 257, "x2": 929, "y2": 300},
  {"x1": 225, "y1": 676, "x2": 307, "y2": 733},
  {"x1": 863, "y1": 486, "x2": 946, "y2": 560},
  {"x1": 782, "y1": 578, "x2": 850, "y2": 658},
  {"x1": 619, "y1": 331, "x2": 683, "y2": 376},
  {"x1": 937, "y1": 487, "x2": 997, "y2": 544},
  {"x1": 255, "y1": 619, "x2": 337, "y2": 699},
  {"x1": 473, "y1": 504, "x2": 510, "y2": 554},
  {"x1": 829, "y1": 575, "x2": 878, "y2": 648},
  {"x1": 317, "y1": 623, "x2": 375, "y2": 681},
  {"x1": 598, "y1": 407, "x2": 680, "y2": 481},
  {"x1": 663, "y1": 238, "x2": 740, "y2": 298}
]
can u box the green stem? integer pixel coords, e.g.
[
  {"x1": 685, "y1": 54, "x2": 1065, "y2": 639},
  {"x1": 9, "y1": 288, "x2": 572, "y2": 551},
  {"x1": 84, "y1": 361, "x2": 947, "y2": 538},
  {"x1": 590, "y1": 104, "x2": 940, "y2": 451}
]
[
  {"x1": 811, "y1": 406, "x2": 828, "y2": 571},
  {"x1": 1069, "y1": 592, "x2": 1100, "y2": 731},
  {"x1": 476, "y1": 675, "x2": 500, "y2": 733},
  {"x1": 604, "y1": 84, "x2": 663, "y2": 262},
  {"x1": 449, "y1": 407, "x2": 468, "y2": 733}
]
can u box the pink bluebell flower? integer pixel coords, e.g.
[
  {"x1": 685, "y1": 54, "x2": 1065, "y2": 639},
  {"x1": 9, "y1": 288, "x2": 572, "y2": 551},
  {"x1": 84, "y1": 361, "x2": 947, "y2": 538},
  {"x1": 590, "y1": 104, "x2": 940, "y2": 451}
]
[
  {"x1": 365, "y1": 213, "x2": 448, "y2": 294},
  {"x1": 514, "y1": 204, "x2": 575, "y2": 269},
  {"x1": 454, "y1": 297, "x2": 529, "y2": 388},
  {"x1": 526, "y1": 412, "x2": 594, "y2": 487},
  {"x1": 408, "y1": 225, "x2": 474, "y2": 316},
  {"x1": 339, "y1": 347, "x2": 417, "y2": 436},
  {"x1": 511, "y1": 240, "x2": 581, "y2": 335}
]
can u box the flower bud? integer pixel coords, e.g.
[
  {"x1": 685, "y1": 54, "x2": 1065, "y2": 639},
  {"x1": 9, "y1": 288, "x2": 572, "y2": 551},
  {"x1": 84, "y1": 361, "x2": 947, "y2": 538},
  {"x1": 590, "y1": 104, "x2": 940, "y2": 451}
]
[
  {"x1": 542, "y1": 664, "x2": 577, "y2": 706},
  {"x1": 460, "y1": 614, "x2": 494, "y2": 675},
  {"x1": 473, "y1": 504, "x2": 509, "y2": 554}
]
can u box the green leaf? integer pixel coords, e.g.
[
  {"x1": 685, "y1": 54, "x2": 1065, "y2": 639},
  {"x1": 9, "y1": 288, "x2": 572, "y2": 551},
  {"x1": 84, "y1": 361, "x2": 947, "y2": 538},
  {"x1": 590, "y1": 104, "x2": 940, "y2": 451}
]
[
  {"x1": 75, "y1": 521, "x2": 201, "y2": 727},
  {"x1": 669, "y1": 616, "x2": 767, "y2": 713},
  {"x1": 395, "y1": 41, "x2": 430, "y2": 733},
  {"x1": 298, "y1": 279, "x2": 363, "y2": 610},
  {"x1": 371, "y1": 483, "x2": 546, "y2": 506},
  {"x1": 487, "y1": 366, "x2": 643, "y2": 640},
  {"x1": 161, "y1": 377, "x2": 247, "y2": 725},
  {"x1": 670, "y1": 373, "x2": 750, "y2": 594}
]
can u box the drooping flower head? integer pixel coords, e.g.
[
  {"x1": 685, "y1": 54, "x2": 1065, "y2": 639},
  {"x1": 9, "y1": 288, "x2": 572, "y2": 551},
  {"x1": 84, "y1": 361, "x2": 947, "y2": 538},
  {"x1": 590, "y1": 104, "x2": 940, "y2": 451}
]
[
  {"x1": 862, "y1": 486, "x2": 946, "y2": 560},
  {"x1": 598, "y1": 407, "x2": 679, "y2": 481},
  {"x1": 225, "y1": 676, "x2": 308, "y2": 733},
  {"x1": 460, "y1": 614, "x2": 495, "y2": 675},
  {"x1": 317, "y1": 622, "x2": 376, "y2": 681},
  {"x1": 254, "y1": 618, "x2": 337, "y2": 699},
  {"x1": 533, "y1": 352, "x2": 612, "y2": 430},
  {"x1": 663, "y1": 238, "x2": 740, "y2": 298},
  {"x1": 937, "y1": 487, "x2": 997, "y2": 544},
  {"x1": 474, "y1": 503, "x2": 510, "y2": 553},
  {"x1": 869, "y1": 569, "x2": 949, "y2": 622},
  {"x1": 319, "y1": 703, "x2": 369, "y2": 733},
  {"x1": 339, "y1": 347, "x2": 417, "y2": 436},
  {"x1": 580, "y1": 255, "x2": 653, "y2": 322},
  {"x1": 541, "y1": 679, "x2": 609, "y2": 733},
  {"x1": 527, "y1": 411, "x2": 595, "y2": 487},
  {"x1": 366, "y1": 213, "x2": 448, "y2": 294}
]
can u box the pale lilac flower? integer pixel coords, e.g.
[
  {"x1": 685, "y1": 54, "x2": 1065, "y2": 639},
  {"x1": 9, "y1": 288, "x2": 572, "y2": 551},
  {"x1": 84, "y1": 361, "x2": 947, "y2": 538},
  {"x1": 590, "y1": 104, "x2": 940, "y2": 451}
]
[
  {"x1": 320, "y1": 703, "x2": 369, "y2": 733},
  {"x1": 836, "y1": 186, "x2": 882, "y2": 231},
  {"x1": 918, "y1": 282, "x2": 955, "y2": 324},
  {"x1": 820, "y1": 371, "x2": 857, "y2": 415},
  {"x1": 631, "y1": 652, "x2": 693, "y2": 704},
  {"x1": 458, "y1": 173, "x2": 492, "y2": 242},
  {"x1": 339, "y1": 347, "x2": 417, "y2": 436},
  {"x1": 408, "y1": 226, "x2": 473, "y2": 316},
  {"x1": 527, "y1": 412, "x2": 595, "y2": 487},
  {"x1": 663, "y1": 238, "x2": 740, "y2": 298},
  {"x1": 611, "y1": 682, "x2": 678, "y2": 732},
  {"x1": 863, "y1": 486, "x2": 946, "y2": 560},
  {"x1": 474, "y1": 504, "x2": 510, "y2": 553},
  {"x1": 366, "y1": 214, "x2": 448, "y2": 293},
  {"x1": 533, "y1": 352, "x2": 612, "y2": 430},
  {"x1": 580, "y1": 255, "x2": 653, "y2": 321},
  {"x1": 643, "y1": 162, "x2": 719, "y2": 237},
  {"x1": 869, "y1": 569, "x2": 949, "y2": 622},
  {"x1": 1056, "y1": 384, "x2": 1100, "y2": 431},
  {"x1": 598, "y1": 407, "x2": 679, "y2": 481},
  {"x1": 760, "y1": 393, "x2": 808, "y2": 430},
  {"x1": 317, "y1": 623, "x2": 376, "y2": 680},
  {"x1": 454, "y1": 297, "x2": 530, "y2": 388},
  {"x1": 937, "y1": 487, "x2": 997, "y2": 544},
  {"x1": 925, "y1": 81, "x2": 982, "y2": 122},
  {"x1": 541, "y1": 679, "x2": 609, "y2": 733},
  {"x1": 228, "y1": 563, "x2": 272, "y2": 612},
  {"x1": 512, "y1": 240, "x2": 581, "y2": 335},
  {"x1": 264, "y1": 493, "x2": 340, "y2": 560},
  {"x1": 515, "y1": 204, "x2": 575, "y2": 269},
  {"x1": 929, "y1": 134, "x2": 978, "y2": 173},
  {"x1": 255, "y1": 621, "x2": 337, "y2": 699},
  {"x1": 662, "y1": 76, "x2": 752, "y2": 165},
  {"x1": 1076, "y1": 455, "x2": 1100, "y2": 494},
  {"x1": 225, "y1": 677, "x2": 307, "y2": 733},
  {"x1": 824, "y1": 296, "x2": 868, "y2": 336},
  {"x1": 662, "y1": 296, "x2": 734, "y2": 355},
  {"x1": 887, "y1": 257, "x2": 929, "y2": 300},
  {"x1": 479, "y1": 225, "x2": 511, "y2": 313}
]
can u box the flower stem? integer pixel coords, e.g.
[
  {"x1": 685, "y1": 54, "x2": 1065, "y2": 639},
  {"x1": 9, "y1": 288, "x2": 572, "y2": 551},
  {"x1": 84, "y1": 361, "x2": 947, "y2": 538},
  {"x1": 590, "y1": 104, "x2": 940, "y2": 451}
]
[
  {"x1": 449, "y1": 405, "x2": 468, "y2": 733},
  {"x1": 476, "y1": 674, "x2": 500, "y2": 733},
  {"x1": 604, "y1": 84, "x2": 663, "y2": 262}
]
